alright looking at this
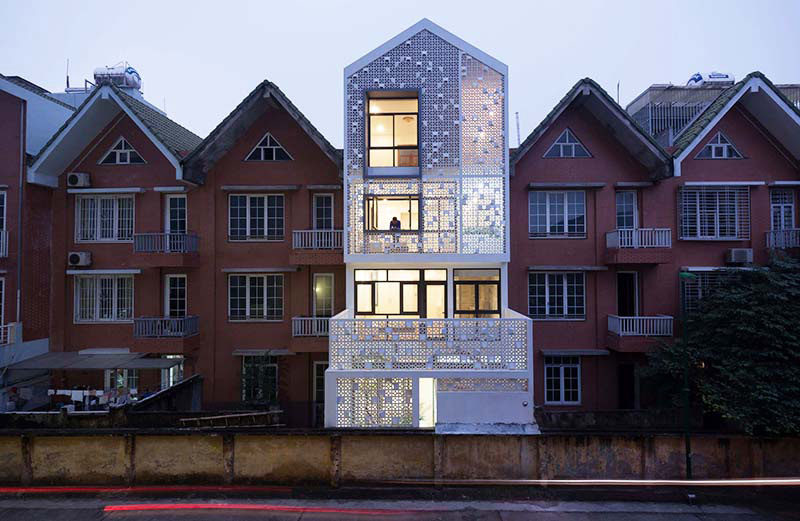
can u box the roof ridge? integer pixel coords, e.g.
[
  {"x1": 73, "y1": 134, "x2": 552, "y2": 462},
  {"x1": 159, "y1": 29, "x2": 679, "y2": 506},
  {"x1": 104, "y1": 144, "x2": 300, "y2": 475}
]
[{"x1": 0, "y1": 73, "x2": 77, "y2": 111}]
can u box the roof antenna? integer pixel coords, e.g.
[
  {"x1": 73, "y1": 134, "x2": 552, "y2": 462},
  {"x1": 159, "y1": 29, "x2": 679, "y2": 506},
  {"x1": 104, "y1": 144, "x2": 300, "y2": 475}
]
[
  {"x1": 617, "y1": 81, "x2": 620, "y2": 105},
  {"x1": 515, "y1": 111, "x2": 521, "y2": 147},
  {"x1": 66, "y1": 59, "x2": 70, "y2": 89},
  {"x1": 163, "y1": 97, "x2": 167, "y2": 113}
]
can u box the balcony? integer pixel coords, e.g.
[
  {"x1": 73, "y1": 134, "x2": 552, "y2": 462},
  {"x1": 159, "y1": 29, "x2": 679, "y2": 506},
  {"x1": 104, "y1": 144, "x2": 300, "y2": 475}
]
[
  {"x1": 290, "y1": 230, "x2": 343, "y2": 265},
  {"x1": 0, "y1": 230, "x2": 7, "y2": 258},
  {"x1": 607, "y1": 315, "x2": 673, "y2": 352},
  {"x1": 134, "y1": 316, "x2": 199, "y2": 338},
  {"x1": 0, "y1": 322, "x2": 20, "y2": 346},
  {"x1": 292, "y1": 316, "x2": 330, "y2": 337},
  {"x1": 605, "y1": 228, "x2": 673, "y2": 264},
  {"x1": 132, "y1": 233, "x2": 200, "y2": 268},
  {"x1": 766, "y1": 229, "x2": 800, "y2": 249}
]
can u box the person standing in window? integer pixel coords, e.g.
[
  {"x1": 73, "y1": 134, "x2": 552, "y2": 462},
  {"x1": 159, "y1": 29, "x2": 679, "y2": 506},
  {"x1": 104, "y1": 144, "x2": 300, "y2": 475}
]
[{"x1": 389, "y1": 216, "x2": 401, "y2": 231}]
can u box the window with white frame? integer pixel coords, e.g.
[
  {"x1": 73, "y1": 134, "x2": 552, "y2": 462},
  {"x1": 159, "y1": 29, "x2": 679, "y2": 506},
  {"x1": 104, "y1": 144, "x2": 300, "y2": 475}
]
[
  {"x1": 76, "y1": 195, "x2": 134, "y2": 242},
  {"x1": 615, "y1": 191, "x2": 637, "y2": 229},
  {"x1": 228, "y1": 274, "x2": 283, "y2": 321},
  {"x1": 678, "y1": 186, "x2": 750, "y2": 240},
  {"x1": 543, "y1": 129, "x2": 590, "y2": 158},
  {"x1": 241, "y1": 355, "x2": 278, "y2": 403},
  {"x1": 74, "y1": 275, "x2": 133, "y2": 322},
  {"x1": 528, "y1": 191, "x2": 586, "y2": 238},
  {"x1": 528, "y1": 272, "x2": 585, "y2": 319},
  {"x1": 680, "y1": 270, "x2": 733, "y2": 314},
  {"x1": 695, "y1": 132, "x2": 742, "y2": 159},
  {"x1": 228, "y1": 194, "x2": 284, "y2": 241},
  {"x1": 313, "y1": 194, "x2": 334, "y2": 230},
  {"x1": 771, "y1": 190, "x2": 795, "y2": 230},
  {"x1": 99, "y1": 137, "x2": 145, "y2": 165},
  {"x1": 0, "y1": 190, "x2": 6, "y2": 230},
  {"x1": 544, "y1": 356, "x2": 580, "y2": 404},
  {"x1": 245, "y1": 133, "x2": 291, "y2": 161}
]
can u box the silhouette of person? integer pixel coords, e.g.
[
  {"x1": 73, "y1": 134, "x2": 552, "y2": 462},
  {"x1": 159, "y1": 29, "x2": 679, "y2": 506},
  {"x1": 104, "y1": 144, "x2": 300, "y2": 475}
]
[{"x1": 389, "y1": 216, "x2": 401, "y2": 231}]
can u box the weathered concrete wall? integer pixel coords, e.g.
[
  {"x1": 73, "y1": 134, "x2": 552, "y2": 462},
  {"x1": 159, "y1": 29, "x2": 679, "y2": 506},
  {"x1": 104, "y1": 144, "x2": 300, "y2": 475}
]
[{"x1": 0, "y1": 432, "x2": 797, "y2": 485}]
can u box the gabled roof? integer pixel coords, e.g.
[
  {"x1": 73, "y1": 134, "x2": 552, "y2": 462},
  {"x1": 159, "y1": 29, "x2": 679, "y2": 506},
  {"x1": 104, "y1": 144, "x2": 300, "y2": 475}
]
[
  {"x1": 0, "y1": 73, "x2": 76, "y2": 110},
  {"x1": 512, "y1": 78, "x2": 671, "y2": 179},
  {"x1": 182, "y1": 80, "x2": 341, "y2": 184},
  {"x1": 29, "y1": 84, "x2": 201, "y2": 187},
  {"x1": 672, "y1": 71, "x2": 800, "y2": 163}
]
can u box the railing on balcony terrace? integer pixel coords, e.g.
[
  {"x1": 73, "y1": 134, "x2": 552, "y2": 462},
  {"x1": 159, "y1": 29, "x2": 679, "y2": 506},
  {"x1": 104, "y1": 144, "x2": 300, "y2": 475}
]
[
  {"x1": 133, "y1": 316, "x2": 199, "y2": 338},
  {"x1": 766, "y1": 229, "x2": 800, "y2": 249},
  {"x1": 608, "y1": 315, "x2": 673, "y2": 337},
  {"x1": 133, "y1": 233, "x2": 199, "y2": 254},
  {"x1": 292, "y1": 316, "x2": 330, "y2": 337},
  {"x1": 606, "y1": 228, "x2": 672, "y2": 249},
  {"x1": 0, "y1": 322, "x2": 20, "y2": 345},
  {"x1": 292, "y1": 230, "x2": 343, "y2": 250},
  {"x1": 0, "y1": 230, "x2": 7, "y2": 258},
  {"x1": 363, "y1": 230, "x2": 424, "y2": 254},
  {"x1": 329, "y1": 309, "x2": 530, "y2": 371}
]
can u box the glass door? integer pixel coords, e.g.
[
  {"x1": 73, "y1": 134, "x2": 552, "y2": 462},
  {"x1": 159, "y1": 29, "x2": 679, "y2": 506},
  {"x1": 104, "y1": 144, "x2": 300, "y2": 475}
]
[{"x1": 165, "y1": 195, "x2": 187, "y2": 252}]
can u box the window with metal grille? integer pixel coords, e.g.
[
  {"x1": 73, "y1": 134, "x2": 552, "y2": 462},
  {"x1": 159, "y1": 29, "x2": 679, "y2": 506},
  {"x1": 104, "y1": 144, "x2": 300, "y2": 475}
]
[
  {"x1": 680, "y1": 270, "x2": 731, "y2": 314},
  {"x1": 544, "y1": 356, "x2": 581, "y2": 404},
  {"x1": 74, "y1": 275, "x2": 133, "y2": 322},
  {"x1": 678, "y1": 186, "x2": 750, "y2": 239},
  {"x1": 228, "y1": 274, "x2": 283, "y2": 321},
  {"x1": 228, "y1": 194, "x2": 284, "y2": 240},
  {"x1": 771, "y1": 189, "x2": 795, "y2": 230},
  {"x1": 0, "y1": 191, "x2": 6, "y2": 230},
  {"x1": 241, "y1": 355, "x2": 278, "y2": 403},
  {"x1": 528, "y1": 191, "x2": 585, "y2": 238},
  {"x1": 245, "y1": 133, "x2": 292, "y2": 161},
  {"x1": 528, "y1": 272, "x2": 585, "y2": 319},
  {"x1": 99, "y1": 137, "x2": 145, "y2": 165},
  {"x1": 695, "y1": 132, "x2": 742, "y2": 159},
  {"x1": 76, "y1": 195, "x2": 134, "y2": 241},
  {"x1": 543, "y1": 129, "x2": 590, "y2": 158}
]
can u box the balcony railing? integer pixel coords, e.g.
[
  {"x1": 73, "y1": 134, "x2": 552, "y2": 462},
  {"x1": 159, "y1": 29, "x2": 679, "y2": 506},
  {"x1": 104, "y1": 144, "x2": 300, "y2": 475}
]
[
  {"x1": 608, "y1": 315, "x2": 673, "y2": 337},
  {"x1": 292, "y1": 316, "x2": 330, "y2": 337},
  {"x1": 0, "y1": 322, "x2": 20, "y2": 345},
  {"x1": 133, "y1": 233, "x2": 199, "y2": 254},
  {"x1": 329, "y1": 308, "x2": 530, "y2": 371},
  {"x1": 363, "y1": 230, "x2": 424, "y2": 254},
  {"x1": 606, "y1": 228, "x2": 672, "y2": 249},
  {"x1": 292, "y1": 230, "x2": 343, "y2": 250},
  {"x1": 0, "y1": 230, "x2": 7, "y2": 258},
  {"x1": 133, "y1": 316, "x2": 199, "y2": 338},
  {"x1": 766, "y1": 229, "x2": 800, "y2": 249}
]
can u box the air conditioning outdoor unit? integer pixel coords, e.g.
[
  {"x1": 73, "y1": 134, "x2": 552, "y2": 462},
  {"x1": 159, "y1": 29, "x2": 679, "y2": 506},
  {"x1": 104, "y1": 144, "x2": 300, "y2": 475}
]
[
  {"x1": 68, "y1": 251, "x2": 92, "y2": 267},
  {"x1": 726, "y1": 248, "x2": 753, "y2": 264},
  {"x1": 67, "y1": 172, "x2": 91, "y2": 188}
]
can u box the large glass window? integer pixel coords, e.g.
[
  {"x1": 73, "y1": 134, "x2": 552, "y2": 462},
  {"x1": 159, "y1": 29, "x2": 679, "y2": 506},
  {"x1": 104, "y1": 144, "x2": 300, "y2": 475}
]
[
  {"x1": 365, "y1": 195, "x2": 419, "y2": 231},
  {"x1": 528, "y1": 272, "x2": 585, "y2": 319},
  {"x1": 453, "y1": 269, "x2": 500, "y2": 318},
  {"x1": 228, "y1": 194, "x2": 284, "y2": 241},
  {"x1": 228, "y1": 274, "x2": 283, "y2": 321},
  {"x1": 528, "y1": 191, "x2": 585, "y2": 238},
  {"x1": 368, "y1": 96, "x2": 418, "y2": 168},
  {"x1": 76, "y1": 195, "x2": 134, "y2": 242},
  {"x1": 241, "y1": 355, "x2": 278, "y2": 403},
  {"x1": 313, "y1": 273, "x2": 334, "y2": 318},
  {"x1": 74, "y1": 275, "x2": 133, "y2": 322},
  {"x1": 354, "y1": 269, "x2": 446, "y2": 318},
  {"x1": 544, "y1": 356, "x2": 581, "y2": 404},
  {"x1": 679, "y1": 186, "x2": 750, "y2": 239}
]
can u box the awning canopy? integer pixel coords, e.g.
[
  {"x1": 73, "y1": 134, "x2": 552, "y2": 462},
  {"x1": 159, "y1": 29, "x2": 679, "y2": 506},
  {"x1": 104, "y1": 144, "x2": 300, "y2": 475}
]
[{"x1": 7, "y1": 352, "x2": 183, "y2": 370}]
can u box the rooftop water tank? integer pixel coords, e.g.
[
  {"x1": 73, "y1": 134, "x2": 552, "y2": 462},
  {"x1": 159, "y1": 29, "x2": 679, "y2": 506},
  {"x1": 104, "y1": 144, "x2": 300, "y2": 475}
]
[{"x1": 93, "y1": 64, "x2": 142, "y2": 90}]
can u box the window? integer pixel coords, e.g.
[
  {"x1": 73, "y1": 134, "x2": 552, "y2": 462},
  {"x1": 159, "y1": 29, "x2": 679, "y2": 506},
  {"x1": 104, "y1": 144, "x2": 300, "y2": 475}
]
[
  {"x1": 771, "y1": 190, "x2": 795, "y2": 230},
  {"x1": 543, "y1": 129, "x2": 590, "y2": 158},
  {"x1": 454, "y1": 269, "x2": 500, "y2": 318},
  {"x1": 313, "y1": 194, "x2": 333, "y2": 230},
  {"x1": 615, "y1": 191, "x2": 637, "y2": 230},
  {"x1": 241, "y1": 355, "x2": 278, "y2": 403},
  {"x1": 165, "y1": 195, "x2": 187, "y2": 234},
  {"x1": 681, "y1": 270, "x2": 731, "y2": 314},
  {"x1": 679, "y1": 186, "x2": 750, "y2": 239},
  {"x1": 228, "y1": 194, "x2": 284, "y2": 241},
  {"x1": 544, "y1": 356, "x2": 580, "y2": 404},
  {"x1": 245, "y1": 133, "x2": 291, "y2": 161},
  {"x1": 313, "y1": 361, "x2": 328, "y2": 404},
  {"x1": 528, "y1": 191, "x2": 585, "y2": 238},
  {"x1": 528, "y1": 272, "x2": 585, "y2": 319},
  {"x1": 354, "y1": 269, "x2": 446, "y2": 318},
  {"x1": 0, "y1": 278, "x2": 4, "y2": 326},
  {"x1": 105, "y1": 369, "x2": 139, "y2": 391},
  {"x1": 161, "y1": 355, "x2": 184, "y2": 390},
  {"x1": 228, "y1": 274, "x2": 283, "y2": 321},
  {"x1": 695, "y1": 132, "x2": 742, "y2": 159},
  {"x1": 99, "y1": 137, "x2": 145, "y2": 165},
  {"x1": 313, "y1": 273, "x2": 334, "y2": 318},
  {"x1": 0, "y1": 191, "x2": 6, "y2": 230},
  {"x1": 368, "y1": 96, "x2": 419, "y2": 168},
  {"x1": 365, "y1": 195, "x2": 420, "y2": 231},
  {"x1": 74, "y1": 275, "x2": 133, "y2": 322},
  {"x1": 76, "y1": 195, "x2": 134, "y2": 242},
  {"x1": 165, "y1": 275, "x2": 187, "y2": 318}
]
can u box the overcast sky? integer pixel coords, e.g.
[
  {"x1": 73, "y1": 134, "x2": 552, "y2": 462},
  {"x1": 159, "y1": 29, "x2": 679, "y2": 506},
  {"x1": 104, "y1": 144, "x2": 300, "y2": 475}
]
[{"x1": 2, "y1": 0, "x2": 798, "y2": 146}]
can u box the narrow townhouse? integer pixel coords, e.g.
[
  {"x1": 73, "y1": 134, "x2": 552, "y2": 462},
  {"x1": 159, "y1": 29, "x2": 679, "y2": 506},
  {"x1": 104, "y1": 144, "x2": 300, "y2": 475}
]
[
  {"x1": 182, "y1": 81, "x2": 343, "y2": 427},
  {"x1": 0, "y1": 75, "x2": 74, "y2": 410}
]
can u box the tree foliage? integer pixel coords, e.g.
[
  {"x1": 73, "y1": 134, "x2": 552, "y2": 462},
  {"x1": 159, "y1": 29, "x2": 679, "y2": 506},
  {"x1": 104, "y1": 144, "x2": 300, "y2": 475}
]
[{"x1": 647, "y1": 256, "x2": 800, "y2": 435}]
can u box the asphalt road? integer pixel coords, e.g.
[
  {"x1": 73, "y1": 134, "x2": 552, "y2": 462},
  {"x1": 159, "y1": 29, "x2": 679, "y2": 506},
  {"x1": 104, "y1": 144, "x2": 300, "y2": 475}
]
[{"x1": 0, "y1": 498, "x2": 792, "y2": 521}]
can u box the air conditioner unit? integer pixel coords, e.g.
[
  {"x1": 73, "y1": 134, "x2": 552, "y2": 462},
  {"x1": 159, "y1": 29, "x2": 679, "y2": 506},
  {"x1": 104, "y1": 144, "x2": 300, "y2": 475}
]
[
  {"x1": 726, "y1": 248, "x2": 753, "y2": 264},
  {"x1": 67, "y1": 172, "x2": 91, "y2": 188},
  {"x1": 67, "y1": 251, "x2": 92, "y2": 267}
]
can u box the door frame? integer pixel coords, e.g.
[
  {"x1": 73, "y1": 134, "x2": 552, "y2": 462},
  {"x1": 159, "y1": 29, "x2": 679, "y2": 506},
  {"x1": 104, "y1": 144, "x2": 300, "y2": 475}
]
[
  {"x1": 164, "y1": 194, "x2": 187, "y2": 233},
  {"x1": 616, "y1": 271, "x2": 639, "y2": 316},
  {"x1": 164, "y1": 274, "x2": 187, "y2": 318},
  {"x1": 312, "y1": 273, "x2": 334, "y2": 317},
  {"x1": 312, "y1": 193, "x2": 334, "y2": 230}
]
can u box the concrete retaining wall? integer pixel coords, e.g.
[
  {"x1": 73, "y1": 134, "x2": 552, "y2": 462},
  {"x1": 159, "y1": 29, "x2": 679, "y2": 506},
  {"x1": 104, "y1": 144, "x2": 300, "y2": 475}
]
[{"x1": 0, "y1": 432, "x2": 797, "y2": 485}]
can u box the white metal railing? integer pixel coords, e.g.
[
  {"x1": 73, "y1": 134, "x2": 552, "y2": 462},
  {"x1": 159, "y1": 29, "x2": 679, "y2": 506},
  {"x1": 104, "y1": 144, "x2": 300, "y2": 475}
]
[
  {"x1": 292, "y1": 230, "x2": 343, "y2": 250},
  {"x1": 0, "y1": 322, "x2": 20, "y2": 345},
  {"x1": 0, "y1": 230, "x2": 7, "y2": 258},
  {"x1": 329, "y1": 309, "x2": 530, "y2": 371},
  {"x1": 292, "y1": 316, "x2": 330, "y2": 337},
  {"x1": 133, "y1": 233, "x2": 199, "y2": 253},
  {"x1": 608, "y1": 315, "x2": 673, "y2": 337},
  {"x1": 606, "y1": 228, "x2": 672, "y2": 249},
  {"x1": 766, "y1": 229, "x2": 800, "y2": 249},
  {"x1": 133, "y1": 316, "x2": 199, "y2": 338}
]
